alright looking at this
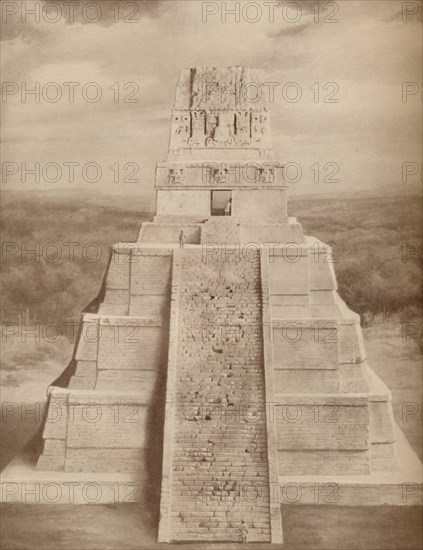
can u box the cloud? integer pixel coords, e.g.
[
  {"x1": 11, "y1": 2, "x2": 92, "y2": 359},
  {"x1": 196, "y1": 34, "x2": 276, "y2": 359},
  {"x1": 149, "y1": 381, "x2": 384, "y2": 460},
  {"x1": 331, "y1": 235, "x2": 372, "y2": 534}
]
[
  {"x1": 1, "y1": 0, "x2": 421, "y2": 197},
  {"x1": 0, "y1": 0, "x2": 164, "y2": 40}
]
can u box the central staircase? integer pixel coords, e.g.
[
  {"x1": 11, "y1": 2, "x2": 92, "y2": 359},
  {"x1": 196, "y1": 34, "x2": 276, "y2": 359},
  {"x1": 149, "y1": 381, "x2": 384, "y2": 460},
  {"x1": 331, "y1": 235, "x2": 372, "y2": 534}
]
[{"x1": 162, "y1": 248, "x2": 271, "y2": 542}]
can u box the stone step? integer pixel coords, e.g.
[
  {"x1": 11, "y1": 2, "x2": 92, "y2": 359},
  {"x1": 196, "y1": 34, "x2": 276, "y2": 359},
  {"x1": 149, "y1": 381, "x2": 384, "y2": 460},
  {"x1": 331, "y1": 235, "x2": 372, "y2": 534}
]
[{"x1": 164, "y1": 249, "x2": 271, "y2": 540}]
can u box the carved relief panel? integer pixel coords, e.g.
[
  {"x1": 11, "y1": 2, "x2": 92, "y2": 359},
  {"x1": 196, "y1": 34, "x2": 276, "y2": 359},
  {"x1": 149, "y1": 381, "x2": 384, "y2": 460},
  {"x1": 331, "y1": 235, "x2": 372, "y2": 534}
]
[
  {"x1": 170, "y1": 108, "x2": 270, "y2": 149},
  {"x1": 189, "y1": 110, "x2": 206, "y2": 145},
  {"x1": 172, "y1": 112, "x2": 190, "y2": 147},
  {"x1": 252, "y1": 111, "x2": 268, "y2": 143},
  {"x1": 205, "y1": 111, "x2": 235, "y2": 147},
  {"x1": 168, "y1": 168, "x2": 184, "y2": 184},
  {"x1": 235, "y1": 111, "x2": 251, "y2": 146}
]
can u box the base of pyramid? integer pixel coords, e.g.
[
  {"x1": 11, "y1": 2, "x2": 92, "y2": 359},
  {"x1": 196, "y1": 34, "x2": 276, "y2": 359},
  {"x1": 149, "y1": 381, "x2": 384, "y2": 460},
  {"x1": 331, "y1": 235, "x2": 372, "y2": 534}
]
[
  {"x1": 0, "y1": 452, "x2": 144, "y2": 504},
  {"x1": 2, "y1": 427, "x2": 420, "y2": 506},
  {"x1": 278, "y1": 427, "x2": 422, "y2": 506}
]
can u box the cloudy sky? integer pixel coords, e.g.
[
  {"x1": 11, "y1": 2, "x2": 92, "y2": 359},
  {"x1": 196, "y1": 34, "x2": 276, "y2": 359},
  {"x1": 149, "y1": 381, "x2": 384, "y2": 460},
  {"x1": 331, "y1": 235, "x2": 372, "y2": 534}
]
[{"x1": 1, "y1": 0, "x2": 421, "y2": 206}]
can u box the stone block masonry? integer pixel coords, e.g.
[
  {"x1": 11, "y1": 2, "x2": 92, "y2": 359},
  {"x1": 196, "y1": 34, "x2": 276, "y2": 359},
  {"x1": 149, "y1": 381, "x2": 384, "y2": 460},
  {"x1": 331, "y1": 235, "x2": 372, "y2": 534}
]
[
  {"x1": 99, "y1": 246, "x2": 173, "y2": 317},
  {"x1": 36, "y1": 248, "x2": 173, "y2": 478},
  {"x1": 36, "y1": 389, "x2": 150, "y2": 474},
  {"x1": 159, "y1": 248, "x2": 272, "y2": 543}
]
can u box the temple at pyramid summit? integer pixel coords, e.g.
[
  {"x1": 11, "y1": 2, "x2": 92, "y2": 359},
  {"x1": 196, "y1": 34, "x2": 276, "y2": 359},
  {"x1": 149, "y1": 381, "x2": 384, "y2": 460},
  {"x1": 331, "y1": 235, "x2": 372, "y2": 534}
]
[{"x1": 1, "y1": 67, "x2": 421, "y2": 544}]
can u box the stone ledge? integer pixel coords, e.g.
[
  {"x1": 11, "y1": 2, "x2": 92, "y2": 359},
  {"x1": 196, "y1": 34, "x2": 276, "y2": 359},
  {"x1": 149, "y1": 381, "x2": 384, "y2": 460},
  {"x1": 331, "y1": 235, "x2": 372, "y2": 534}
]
[
  {"x1": 48, "y1": 386, "x2": 151, "y2": 402},
  {"x1": 273, "y1": 394, "x2": 369, "y2": 406},
  {"x1": 111, "y1": 243, "x2": 175, "y2": 255}
]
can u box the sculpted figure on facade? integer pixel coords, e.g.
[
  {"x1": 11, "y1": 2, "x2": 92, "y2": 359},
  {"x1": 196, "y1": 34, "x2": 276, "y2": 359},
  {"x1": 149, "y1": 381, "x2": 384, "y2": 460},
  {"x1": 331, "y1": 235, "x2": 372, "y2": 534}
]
[
  {"x1": 189, "y1": 110, "x2": 206, "y2": 146},
  {"x1": 235, "y1": 110, "x2": 251, "y2": 146},
  {"x1": 209, "y1": 111, "x2": 235, "y2": 146},
  {"x1": 172, "y1": 113, "x2": 190, "y2": 146},
  {"x1": 252, "y1": 112, "x2": 268, "y2": 143}
]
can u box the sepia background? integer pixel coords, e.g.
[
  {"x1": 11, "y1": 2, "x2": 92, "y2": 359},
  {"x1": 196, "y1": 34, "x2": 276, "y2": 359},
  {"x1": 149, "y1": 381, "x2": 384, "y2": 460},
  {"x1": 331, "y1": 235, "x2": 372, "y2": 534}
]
[{"x1": 1, "y1": 1, "x2": 422, "y2": 548}]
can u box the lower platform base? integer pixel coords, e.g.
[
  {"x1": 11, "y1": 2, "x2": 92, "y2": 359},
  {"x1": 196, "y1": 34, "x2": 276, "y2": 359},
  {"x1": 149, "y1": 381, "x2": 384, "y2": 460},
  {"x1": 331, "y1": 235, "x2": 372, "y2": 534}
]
[
  {"x1": 2, "y1": 428, "x2": 420, "y2": 506},
  {"x1": 1, "y1": 451, "x2": 143, "y2": 504},
  {"x1": 278, "y1": 428, "x2": 422, "y2": 506}
]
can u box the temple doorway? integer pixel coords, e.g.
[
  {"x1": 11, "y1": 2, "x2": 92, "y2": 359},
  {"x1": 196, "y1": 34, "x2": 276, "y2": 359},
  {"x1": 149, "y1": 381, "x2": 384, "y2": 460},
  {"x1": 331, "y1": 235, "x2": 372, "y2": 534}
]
[{"x1": 211, "y1": 190, "x2": 232, "y2": 216}]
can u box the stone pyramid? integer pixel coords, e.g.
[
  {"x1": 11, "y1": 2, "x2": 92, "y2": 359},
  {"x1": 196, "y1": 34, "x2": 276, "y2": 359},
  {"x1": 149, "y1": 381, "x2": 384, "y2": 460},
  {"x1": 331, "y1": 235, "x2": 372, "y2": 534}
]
[{"x1": 2, "y1": 67, "x2": 421, "y2": 544}]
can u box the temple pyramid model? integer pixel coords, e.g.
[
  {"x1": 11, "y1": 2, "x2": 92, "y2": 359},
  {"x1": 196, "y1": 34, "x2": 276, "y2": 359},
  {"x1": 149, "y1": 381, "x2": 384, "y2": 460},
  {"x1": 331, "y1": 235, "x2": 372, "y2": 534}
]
[{"x1": 2, "y1": 67, "x2": 421, "y2": 543}]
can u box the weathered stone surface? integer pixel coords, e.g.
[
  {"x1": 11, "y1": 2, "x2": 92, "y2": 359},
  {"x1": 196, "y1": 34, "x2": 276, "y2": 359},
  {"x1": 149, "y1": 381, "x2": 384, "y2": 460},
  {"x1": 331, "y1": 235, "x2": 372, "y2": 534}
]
[
  {"x1": 26, "y1": 67, "x2": 421, "y2": 542},
  {"x1": 160, "y1": 249, "x2": 271, "y2": 543}
]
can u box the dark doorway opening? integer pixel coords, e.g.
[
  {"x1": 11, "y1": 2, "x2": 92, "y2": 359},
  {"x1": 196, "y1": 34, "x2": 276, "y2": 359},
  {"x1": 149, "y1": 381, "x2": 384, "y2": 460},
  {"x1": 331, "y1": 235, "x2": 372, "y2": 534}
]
[{"x1": 211, "y1": 190, "x2": 232, "y2": 216}]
